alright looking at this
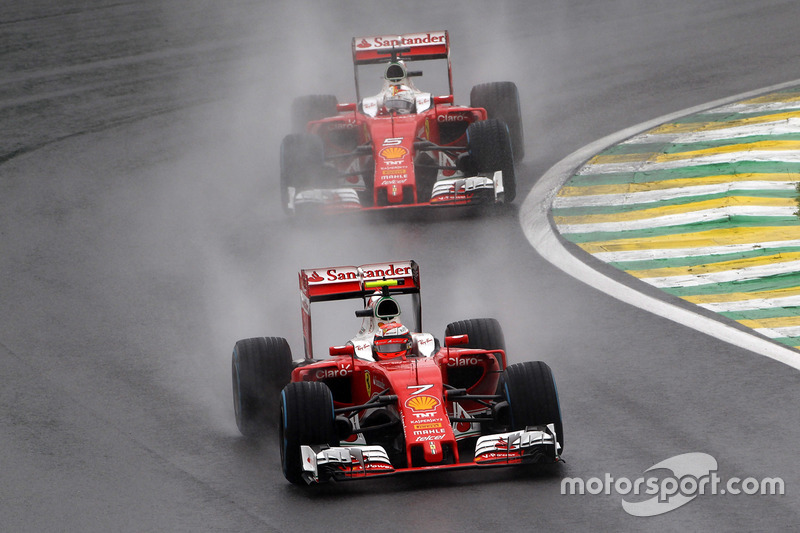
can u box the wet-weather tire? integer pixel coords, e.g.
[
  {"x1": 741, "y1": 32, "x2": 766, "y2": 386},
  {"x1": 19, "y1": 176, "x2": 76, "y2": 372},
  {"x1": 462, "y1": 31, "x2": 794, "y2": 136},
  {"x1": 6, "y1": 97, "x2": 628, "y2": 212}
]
[
  {"x1": 231, "y1": 337, "x2": 293, "y2": 437},
  {"x1": 291, "y1": 94, "x2": 338, "y2": 133},
  {"x1": 470, "y1": 81, "x2": 524, "y2": 161},
  {"x1": 279, "y1": 133, "x2": 325, "y2": 213},
  {"x1": 466, "y1": 119, "x2": 516, "y2": 202},
  {"x1": 280, "y1": 381, "x2": 338, "y2": 485},
  {"x1": 501, "y1": 361, "x2": 564, "y2": 451}
]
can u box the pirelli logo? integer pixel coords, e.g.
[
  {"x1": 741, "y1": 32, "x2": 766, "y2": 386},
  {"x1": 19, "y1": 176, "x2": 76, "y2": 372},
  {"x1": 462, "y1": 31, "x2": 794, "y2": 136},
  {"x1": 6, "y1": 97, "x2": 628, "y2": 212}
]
[{"x1": 413, "y1": 422, "x2": 443, "y2": 430}]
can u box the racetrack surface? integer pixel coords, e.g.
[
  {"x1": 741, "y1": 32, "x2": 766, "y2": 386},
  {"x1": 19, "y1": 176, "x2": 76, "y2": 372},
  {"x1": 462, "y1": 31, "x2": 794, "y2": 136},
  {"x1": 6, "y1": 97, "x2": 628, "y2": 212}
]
[{"x1": 2, "y1": 1, "x2": 800, "y2": 531}]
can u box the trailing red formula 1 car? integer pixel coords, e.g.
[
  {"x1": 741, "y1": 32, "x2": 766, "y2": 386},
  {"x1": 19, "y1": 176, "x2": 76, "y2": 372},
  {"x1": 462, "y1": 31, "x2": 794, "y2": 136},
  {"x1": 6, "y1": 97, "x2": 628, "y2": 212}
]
[
  {"x1": 231, "y1": 260, "x2": 563, "y2": 484},
  {"x1": 281, "y1": 31, "x2": 524, "y2": 214}
]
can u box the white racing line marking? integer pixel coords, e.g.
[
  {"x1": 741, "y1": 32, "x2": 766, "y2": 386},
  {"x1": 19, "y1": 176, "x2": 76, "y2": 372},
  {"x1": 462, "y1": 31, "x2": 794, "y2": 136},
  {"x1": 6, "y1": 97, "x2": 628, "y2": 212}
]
[{"x1": 519, "y1": 78, "x2": 800, "y2": 371}]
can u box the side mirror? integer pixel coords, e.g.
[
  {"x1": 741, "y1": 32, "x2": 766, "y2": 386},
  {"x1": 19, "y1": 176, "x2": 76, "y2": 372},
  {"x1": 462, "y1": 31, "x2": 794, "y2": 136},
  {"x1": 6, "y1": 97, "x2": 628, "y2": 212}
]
[
  {"x1": 434, "y1": 95, "x2": 454, "y2": 105},
  {"x1": 337, "y1": 102, "x2": 357, "y2": 112},
  {"x1": 329, "y1": 344, "x2": 355, "y2": 356},
  {"x1": 444, "y1": 334, "x2": 469, "y2": 347}
]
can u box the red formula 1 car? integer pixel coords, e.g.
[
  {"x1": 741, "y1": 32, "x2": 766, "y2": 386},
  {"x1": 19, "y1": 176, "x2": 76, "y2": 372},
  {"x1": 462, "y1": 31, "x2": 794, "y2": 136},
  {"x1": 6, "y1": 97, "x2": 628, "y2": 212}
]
[
  {"x1": 280, "y1": 31, "x2": 525, "y2": 215},
  {"x1": 230, "y1": 260, "x2": 563, "y2": 484}
]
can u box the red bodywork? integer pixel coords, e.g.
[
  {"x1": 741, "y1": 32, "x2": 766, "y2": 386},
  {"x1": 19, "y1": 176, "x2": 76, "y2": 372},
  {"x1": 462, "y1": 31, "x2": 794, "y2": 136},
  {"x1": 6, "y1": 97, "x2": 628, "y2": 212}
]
[
  {"x1": 309, "y1": 102, "x2": 487, "y2": 208},
  {"x1": 283, "y1": 260, "x2": 559, "y2": 482},
  {"x1": 291, "y1": 31, "x2": 502, "y2": 212},
  {"x1": 292, "y1": 260, "x2": 512, "y2": 479},
  {"x1": 291, "y1": 343, "x2": 506, "y2": 475}
]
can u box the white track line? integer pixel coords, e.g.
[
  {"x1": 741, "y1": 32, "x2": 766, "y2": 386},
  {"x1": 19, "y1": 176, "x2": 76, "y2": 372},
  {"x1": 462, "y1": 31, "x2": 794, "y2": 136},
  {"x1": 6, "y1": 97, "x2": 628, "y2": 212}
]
[{"x1": 519, "y1": 79, "x2": 800, "y2": 371}]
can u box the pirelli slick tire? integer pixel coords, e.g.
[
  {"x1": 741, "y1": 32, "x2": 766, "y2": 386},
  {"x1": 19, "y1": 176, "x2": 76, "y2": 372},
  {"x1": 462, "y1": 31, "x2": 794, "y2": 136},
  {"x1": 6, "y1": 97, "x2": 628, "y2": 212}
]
[
  {"x1": 280, "y1": 381, "x2": 338, "y2": 485},
  {"x1": 466, "y1": 119, "x2": 516, "y2": 203},
  {"x1": 280, "y1": 133, "x2": 325, "y2": 213},
  {"x1": 291, "y1": 94, "x2": 338, "y2": 133},
  {"x1": 444, "y1": 318, "x2": 506, "y2": 352},
  {"x1": 231, "y1": 337, "x2": 293, "y2": 438},
  {"x1": 470, "y1": 81, "x2": 525, "y2": 161},
  {"x1": 501, "y1": 361, "x2": 564, "y2": 451}
]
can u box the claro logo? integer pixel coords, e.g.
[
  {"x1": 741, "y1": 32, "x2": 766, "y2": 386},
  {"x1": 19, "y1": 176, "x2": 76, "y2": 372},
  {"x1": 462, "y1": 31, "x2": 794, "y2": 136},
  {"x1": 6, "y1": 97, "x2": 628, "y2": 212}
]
[
  {"x1": 447, "y1": 357, "x2": 480, "y2": 367},
  {"x1": 437, "y1": 114, "x2": 467, "y2": 122},
  {"x1": 315, "y1": 363, "x2": 352, "y2": 379}
]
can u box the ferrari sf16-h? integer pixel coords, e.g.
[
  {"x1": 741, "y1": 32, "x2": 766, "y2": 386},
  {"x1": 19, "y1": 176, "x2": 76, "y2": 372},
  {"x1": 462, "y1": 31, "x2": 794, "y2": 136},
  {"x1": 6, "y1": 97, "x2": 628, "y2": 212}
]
[
  {"x1": 231, "y1": 260, "x2": 563, "y2": 484},
  {"x1": 281, "y1": 30, "x2": 525, "y2": 214}
]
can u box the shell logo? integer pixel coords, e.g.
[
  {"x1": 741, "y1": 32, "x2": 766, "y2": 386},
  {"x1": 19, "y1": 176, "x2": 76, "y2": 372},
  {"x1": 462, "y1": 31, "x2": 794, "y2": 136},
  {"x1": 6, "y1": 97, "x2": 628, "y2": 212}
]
[
  {"x1": 405, "y1": 395, "x2": 440, "y2": 412},
  {"x1": 379, "y1": 146, "x2": 408, "y2": 160}
]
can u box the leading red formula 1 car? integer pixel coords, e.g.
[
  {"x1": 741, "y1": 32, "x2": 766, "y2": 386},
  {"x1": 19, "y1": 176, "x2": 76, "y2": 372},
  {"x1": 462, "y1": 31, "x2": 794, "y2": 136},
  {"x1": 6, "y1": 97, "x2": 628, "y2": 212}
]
[
  {"x1": 230, "y1": 260, "x2": 563, "y2": 484},
  {"x1": 281, "y1": 31, "x2": 525, "y2": 214}
]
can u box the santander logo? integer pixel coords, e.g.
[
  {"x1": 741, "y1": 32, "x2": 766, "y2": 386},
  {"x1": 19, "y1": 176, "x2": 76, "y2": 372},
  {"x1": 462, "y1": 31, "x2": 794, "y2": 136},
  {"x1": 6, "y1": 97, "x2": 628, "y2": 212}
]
[
  {"x1": 307, "y1": 271, "x2": 324, "y2": 283},
  {"x1": 357, "y1": 33, "x2": 446, "y2": 49}
]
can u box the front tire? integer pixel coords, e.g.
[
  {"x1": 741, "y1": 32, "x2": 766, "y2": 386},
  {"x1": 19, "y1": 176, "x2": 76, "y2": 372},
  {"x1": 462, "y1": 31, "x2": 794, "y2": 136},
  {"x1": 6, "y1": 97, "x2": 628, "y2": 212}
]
[
  {"x1": 291, "y1": 94, "x2": 338, "y2": 133},
  {"x1": 470, "y1": 81, "x2": 524, "y2": 161},
  {"x1": 280, "y1": 133, "x2": 325, "y2": 213},
  {"x1": 231, "y1": 337, "x2": 293, "y2": 437},
  {"x1": 466, "y1": 119, "x2": 516, "y2": 203},
  {"x1": 280, "y1": 381, "x2": 338, "y2": 484},
  {"x1": 501, "y1": 361, "x2": 564, "y2": 452}
]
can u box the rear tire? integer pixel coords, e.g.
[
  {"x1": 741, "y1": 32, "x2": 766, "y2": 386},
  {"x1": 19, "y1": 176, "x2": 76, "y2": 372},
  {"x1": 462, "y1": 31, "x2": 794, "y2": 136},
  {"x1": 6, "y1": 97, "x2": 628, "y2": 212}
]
[
  {"x1": 470, "y1": 81, "x2": 524, "y2": 161},
  {"x1": 280, "y1": 133, "x2": 325, "y2": 213},
  {"x1": 444, "y1": 318, "x2": 506, "y2": 352},
  {"x1": 501, "y1": 361, "x2": 564, "y2": 451},
  {"x1": 466, "y1": 119, "x2": 516, "y2": 203},
  {"x1": 280, "y1": 381, "x2": 338, "y2": 484},
  {"x1": 292, "y1": 94, "x2": 338, "y2": 133},
  {"x1": 231, "y1": 337, "x2": 293, "y2": 437}
]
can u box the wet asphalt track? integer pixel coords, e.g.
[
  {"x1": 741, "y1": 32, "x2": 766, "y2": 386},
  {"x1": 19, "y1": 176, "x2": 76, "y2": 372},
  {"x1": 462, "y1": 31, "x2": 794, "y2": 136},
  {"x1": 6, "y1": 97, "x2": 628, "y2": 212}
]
[{"x1": 2, "y1": 1, "x2": 800, "y2": 531}]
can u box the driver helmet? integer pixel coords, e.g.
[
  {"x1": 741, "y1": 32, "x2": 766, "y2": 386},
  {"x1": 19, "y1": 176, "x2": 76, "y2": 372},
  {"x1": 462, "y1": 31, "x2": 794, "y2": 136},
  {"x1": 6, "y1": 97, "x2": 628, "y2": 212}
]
[
  {"x1": 382, "y1": 61, "x2": 416, "y2": 114},
  {"x1": 384, "y1": 86, "x2": 415, "y2": 114},
  {"x1": 373, "y1": 321, "x2": 412, "y2": 360}
]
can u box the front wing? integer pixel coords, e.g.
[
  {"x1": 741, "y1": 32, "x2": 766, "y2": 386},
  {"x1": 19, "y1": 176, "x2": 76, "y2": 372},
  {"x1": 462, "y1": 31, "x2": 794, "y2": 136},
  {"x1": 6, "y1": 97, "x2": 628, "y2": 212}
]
[
  {"x1": 289, "y1": 171, "x2": 506, "y2": 214},
  {"x1": 298, "y1": 424, "x2": 560, "y2": 484}
]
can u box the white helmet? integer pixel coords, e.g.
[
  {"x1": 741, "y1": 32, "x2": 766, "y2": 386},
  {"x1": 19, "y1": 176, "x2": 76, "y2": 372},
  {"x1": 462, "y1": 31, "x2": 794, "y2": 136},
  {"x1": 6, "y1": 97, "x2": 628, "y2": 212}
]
[
  {"x1": 382, "y1": 61, "x2": 416, "y2": 114},
  {"x1": 384, "y1": 88, "x2": 416, "y2": 114}
]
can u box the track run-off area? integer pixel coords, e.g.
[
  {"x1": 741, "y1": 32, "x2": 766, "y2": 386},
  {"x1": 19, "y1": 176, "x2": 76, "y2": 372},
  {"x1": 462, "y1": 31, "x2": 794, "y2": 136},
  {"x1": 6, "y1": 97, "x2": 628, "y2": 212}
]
[{"x1": 523, "y1": 79, "x2": 800, "y2": 371}]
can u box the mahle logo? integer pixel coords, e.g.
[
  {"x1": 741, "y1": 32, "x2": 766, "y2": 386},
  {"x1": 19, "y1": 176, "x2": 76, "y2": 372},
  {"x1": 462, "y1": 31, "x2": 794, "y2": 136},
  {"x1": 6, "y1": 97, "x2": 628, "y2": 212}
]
[{"x1": 561, "y1": 452, "x2": 784, "y2": 517}]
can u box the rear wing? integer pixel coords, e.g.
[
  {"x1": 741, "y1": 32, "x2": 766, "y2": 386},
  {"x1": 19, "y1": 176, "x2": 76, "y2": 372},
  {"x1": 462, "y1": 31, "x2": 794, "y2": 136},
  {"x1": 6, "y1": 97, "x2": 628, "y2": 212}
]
[
  {"x1": 351, "y1": 30, "x2": 453, "y2": 101},
  {"x1": 298, "y1": 260, "x2": 421, "y2": 358},
  {"x1": 352, "y1": 31, "x2": 449, "y2": 64}
]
